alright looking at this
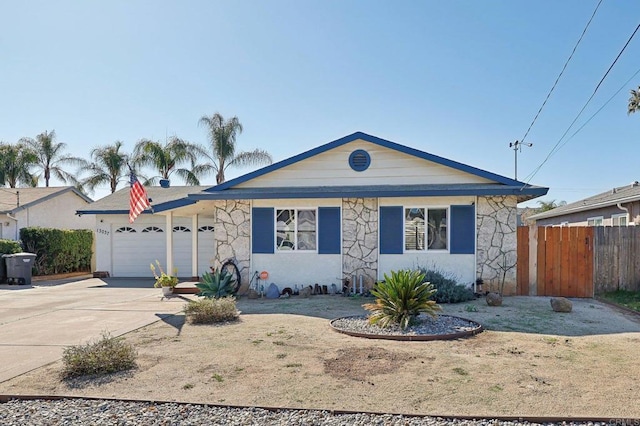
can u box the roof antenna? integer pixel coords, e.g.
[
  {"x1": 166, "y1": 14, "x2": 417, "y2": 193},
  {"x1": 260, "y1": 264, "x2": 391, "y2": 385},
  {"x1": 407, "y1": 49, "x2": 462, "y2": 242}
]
[{"x1": 509, "y1": 140, "x2": 533, "y2": 181}]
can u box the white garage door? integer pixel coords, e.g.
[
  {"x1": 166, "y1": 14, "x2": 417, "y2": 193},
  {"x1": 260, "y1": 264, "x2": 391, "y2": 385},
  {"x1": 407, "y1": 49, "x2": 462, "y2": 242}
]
[
  {"x1": 112, "y1": 224, "x2": 167, "y2": 277},
  {"x1": 111, "y1": 220, "x2": 216, "y2": 278},
  {"x1": 173, "y1": 223, "x2": 217, "y2": 278}
]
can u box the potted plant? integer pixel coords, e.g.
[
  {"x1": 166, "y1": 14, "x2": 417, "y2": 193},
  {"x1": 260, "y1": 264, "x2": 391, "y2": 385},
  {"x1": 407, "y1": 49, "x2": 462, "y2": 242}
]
[{"x1": 150, "y1": 260, "x2": 179, "y2": 296}]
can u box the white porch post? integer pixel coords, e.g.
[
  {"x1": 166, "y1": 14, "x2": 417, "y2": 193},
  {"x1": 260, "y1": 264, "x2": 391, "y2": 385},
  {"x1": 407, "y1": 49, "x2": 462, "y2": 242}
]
[
  {"x1": 166, "y1": 212, "x2": 174, "y2": 275},
  {"x1": 191, "y1": 214, "x2": 199, "y2": 279}
]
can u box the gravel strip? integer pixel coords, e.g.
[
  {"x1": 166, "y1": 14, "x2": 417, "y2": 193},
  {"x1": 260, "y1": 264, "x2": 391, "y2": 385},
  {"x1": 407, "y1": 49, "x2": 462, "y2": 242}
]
[
  {"x1": 331, "y1": 315, "x2": 480, "y2": 336},
  {"x1": 0, "y1": 399, "x2": 613, "y2": 425}
]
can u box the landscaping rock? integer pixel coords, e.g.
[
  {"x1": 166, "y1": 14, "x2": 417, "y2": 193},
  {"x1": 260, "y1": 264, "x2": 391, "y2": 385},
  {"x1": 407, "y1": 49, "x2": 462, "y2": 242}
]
[
  {"x1": 300, "y1": 286, "x2": 312, "y2": 298},
  {"x1": 265, "y1": 283, "x2": 280, "y2": 299},
  {"x1": 486, "y1": 292, "x2": 503, "y2": 306},
  {"x1": 550, "y1": 297, "x2": 572, "y2": 312}
]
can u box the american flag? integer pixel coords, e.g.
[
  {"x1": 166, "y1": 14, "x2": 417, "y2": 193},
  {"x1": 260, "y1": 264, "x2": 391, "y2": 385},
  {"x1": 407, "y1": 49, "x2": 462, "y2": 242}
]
[{"x1": 129, "y1": 171, "x2": 151, "y2": 223}]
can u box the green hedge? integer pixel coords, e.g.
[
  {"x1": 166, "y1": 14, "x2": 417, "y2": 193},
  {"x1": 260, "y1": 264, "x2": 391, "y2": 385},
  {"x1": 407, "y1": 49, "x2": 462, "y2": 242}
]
[
  {"x1": 19, "y1": 227, "x2": 93, "y2": 275},
  {"x1": 0, "y1": 239, "x2": 22, "y2": 255}
]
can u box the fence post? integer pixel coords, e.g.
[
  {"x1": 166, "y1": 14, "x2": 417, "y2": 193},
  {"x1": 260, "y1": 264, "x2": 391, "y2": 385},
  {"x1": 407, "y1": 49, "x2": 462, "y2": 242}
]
[{"x1": 528, "y1": 224, "x2": 538, "y2": 295}]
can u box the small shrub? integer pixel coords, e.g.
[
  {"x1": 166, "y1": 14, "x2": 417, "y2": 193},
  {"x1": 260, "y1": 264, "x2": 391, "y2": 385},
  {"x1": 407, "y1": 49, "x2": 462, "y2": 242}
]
[
  {"x1": 418, "y1": 267, "x2": 475, "y2": 304},
  {"x1": 61, "y1": 332, "x2": 137, "y2": 378},
  {"x1": 464, "y1": 304, "x2": 478, "y2": 312},
  {"x1": 184, "y1": 297, "x2": 239, "y2": 324},
  {"x1": 363, "y1": 269, "x2": 442, "y2": 329},
  {"x1": 0, "y1": 239, "x2": 22, "y2": 255},
  {"x1": 196, "y1": 268, "x2": 237, "y2": 299}
]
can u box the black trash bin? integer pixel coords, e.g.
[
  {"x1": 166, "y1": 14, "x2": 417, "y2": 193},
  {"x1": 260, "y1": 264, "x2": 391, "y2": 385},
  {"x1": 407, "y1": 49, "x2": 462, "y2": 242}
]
[
  {"x1": 0, "y1": 255, "x2": 6, "y2": 283},
  {"x1": 3, "y1": 253, "x2": 37, "y2": 285}
]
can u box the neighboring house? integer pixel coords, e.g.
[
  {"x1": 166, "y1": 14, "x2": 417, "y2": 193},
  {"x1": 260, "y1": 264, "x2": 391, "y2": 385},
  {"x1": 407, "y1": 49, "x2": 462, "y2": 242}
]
[
  {"x1": 0, "y1": 186, "x2": 94, "y2": 240},
  {"x1": 78, "y1": 132, "x2": 548, "y2": 293},
  {"x1": 529, "y1": 182, "x2": 640, "y2": 227}
]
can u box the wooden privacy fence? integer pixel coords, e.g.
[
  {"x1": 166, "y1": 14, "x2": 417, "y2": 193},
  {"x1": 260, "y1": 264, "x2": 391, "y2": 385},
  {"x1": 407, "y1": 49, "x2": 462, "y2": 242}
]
[
  {"x1": 518, "y1": 226, "x2": 640, "y2": 297},
  {"x1": 517, "y1": 226, "x2": 593, "y2": 297}
]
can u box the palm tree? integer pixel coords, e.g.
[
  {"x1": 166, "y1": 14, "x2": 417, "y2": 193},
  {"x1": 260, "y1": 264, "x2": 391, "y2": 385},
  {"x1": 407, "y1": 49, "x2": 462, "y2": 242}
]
[
  {"x1": 0, "y1": 142, "x2": 38, "y2": 188},
  {"x1": 132, "y1": 136, "x2": 207, "y2": 186},
  {"x1": 537, "y1": 199, "x2": 566, "y2": 212},
  {"x1": 20, "y1": 130, "x2": 88, "y2": 187},
  {"x1": 198, "y1": 113, "x2": 272, "y2": 184},
  {"x1": 628, "y1": 86, "x2": 640, "y2": 115},
  {"x1": 79, "y1": 141, "x2": 130, "y2": 194}
]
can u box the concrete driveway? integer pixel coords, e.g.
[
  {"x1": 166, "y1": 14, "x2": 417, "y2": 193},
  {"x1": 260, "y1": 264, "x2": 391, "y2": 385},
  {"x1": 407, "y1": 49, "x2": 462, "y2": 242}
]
[{"x1": 0, "y1": 277, "x2": 189, "y2": 383}]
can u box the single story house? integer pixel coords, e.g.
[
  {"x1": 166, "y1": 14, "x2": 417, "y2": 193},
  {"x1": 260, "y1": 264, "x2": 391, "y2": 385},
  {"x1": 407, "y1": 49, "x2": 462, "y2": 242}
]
[
  {"x1": 529, "y1": 182, "x2": 640, "y2": 227},
  {"x1": 0, "y1": 186, "x2": 94, "y2": 240},
  {"x1": 78, "y1": 132, "x2": 548, "y2": 293}
]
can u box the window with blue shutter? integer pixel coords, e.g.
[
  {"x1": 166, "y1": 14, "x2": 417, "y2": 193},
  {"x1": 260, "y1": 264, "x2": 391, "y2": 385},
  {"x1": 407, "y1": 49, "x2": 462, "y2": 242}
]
[
  {"x1": 450, "y1": 205, "x2": 475, "y2": 254},
  {"x1": 380, "y1": 206, "x2": 403, "y2": 254},
  {"x1": 252, "y1": 207, "x2": 274, "y2": 254},
  {"x1": 318, "y1": 207, "x2": 341, "y2": 254}
]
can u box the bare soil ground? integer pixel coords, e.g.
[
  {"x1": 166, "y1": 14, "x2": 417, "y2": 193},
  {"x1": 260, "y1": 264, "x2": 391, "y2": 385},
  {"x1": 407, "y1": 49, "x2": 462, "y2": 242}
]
[{"x1": 2, "y1": 295, "x2": 640, "y2": 418}]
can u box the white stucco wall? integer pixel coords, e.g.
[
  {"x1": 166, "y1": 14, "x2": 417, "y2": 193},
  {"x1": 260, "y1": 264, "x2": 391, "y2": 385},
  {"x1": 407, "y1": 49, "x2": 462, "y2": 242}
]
[
  {"x1": 378, "y1": 254, "x2": 475, "y2": 285},
  {"x1": 252, "y1": 253, "x2": 342, "y2": 289},
  {"x1": 1, "y1": 191, "x2": 92, "y2": 240}
]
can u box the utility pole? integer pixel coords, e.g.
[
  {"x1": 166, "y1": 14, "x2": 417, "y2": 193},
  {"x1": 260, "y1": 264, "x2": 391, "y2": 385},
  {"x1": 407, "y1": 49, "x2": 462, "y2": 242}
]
[{"x1": 509, "y1": 140, "x2": 532, "y2": 181}]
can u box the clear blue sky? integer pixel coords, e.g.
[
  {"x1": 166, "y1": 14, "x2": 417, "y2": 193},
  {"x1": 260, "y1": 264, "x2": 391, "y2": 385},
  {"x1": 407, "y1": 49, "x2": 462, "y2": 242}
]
[{"x1": 2, "y1": 1, "x2": 639, "y2": 206}]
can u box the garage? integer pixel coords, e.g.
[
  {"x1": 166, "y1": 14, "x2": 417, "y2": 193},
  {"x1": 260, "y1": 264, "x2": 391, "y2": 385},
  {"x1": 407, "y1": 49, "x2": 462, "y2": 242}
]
[{"x1": 110, "y1": 218, "x2": 215, "y2": 277}]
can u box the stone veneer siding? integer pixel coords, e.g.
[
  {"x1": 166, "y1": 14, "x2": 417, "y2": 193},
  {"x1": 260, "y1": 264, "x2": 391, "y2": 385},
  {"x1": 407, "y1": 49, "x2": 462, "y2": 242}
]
[
  {"x1": 476, "y1": 195, "x2": 518, "y2": 294},
  {"x1": 342, "y1": 198, "x2": 378, "y2": 290},
  {"x1": 213, "y1": 200, "x2": 251, "y2": 291}
]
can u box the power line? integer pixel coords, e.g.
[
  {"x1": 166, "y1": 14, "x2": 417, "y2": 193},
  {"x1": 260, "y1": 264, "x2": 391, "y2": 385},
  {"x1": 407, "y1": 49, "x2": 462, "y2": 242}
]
[
  {"x1": 522, "y1": 22, "x2": 640, "y2": 185},
  {"x1": 519, "y1": 0, "x2": 603, "y2": 145}
]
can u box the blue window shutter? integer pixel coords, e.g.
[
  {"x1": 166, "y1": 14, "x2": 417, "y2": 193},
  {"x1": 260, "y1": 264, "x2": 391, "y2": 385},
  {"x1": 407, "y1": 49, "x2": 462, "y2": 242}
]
[
  {"x1": 450, "y1": 205, "x2": 475, "y2": 254},
  {"x1": 380, "y1": 206, "x2": 403, "y2": 254},
  {"x1": 318, "y1": 207, "x2": 341, "y2": 254},
  {"x1": 252, "y1": 207, "x2": 274, "y2": 254}
]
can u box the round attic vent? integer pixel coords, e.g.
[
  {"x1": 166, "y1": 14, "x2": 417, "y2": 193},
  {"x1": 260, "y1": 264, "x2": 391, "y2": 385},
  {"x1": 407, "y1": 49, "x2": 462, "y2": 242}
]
[{"x1": 348, "y1": 149, "x2": 370, "y2": 172}]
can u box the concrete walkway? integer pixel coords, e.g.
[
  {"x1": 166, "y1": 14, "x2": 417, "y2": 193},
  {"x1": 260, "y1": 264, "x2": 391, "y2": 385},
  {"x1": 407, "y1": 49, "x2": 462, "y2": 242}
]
[{"x1": 0, "y1": 277, "x2": 190, "y2": 383}]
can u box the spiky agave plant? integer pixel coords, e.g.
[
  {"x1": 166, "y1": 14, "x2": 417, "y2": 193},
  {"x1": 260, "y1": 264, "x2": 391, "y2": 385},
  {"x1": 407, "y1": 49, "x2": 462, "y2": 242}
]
[
  {"x1": 196, "y1": 268, "x2": 237, "y2": 299},
  {"x1": 363, "y1": 269, "x2": 442, "y2": 329}
]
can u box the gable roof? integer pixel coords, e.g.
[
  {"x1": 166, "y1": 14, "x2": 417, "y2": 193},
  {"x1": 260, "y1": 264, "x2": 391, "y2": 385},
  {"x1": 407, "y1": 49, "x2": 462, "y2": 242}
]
[
  {"x1": 0, "y1": 186, "x2": 92, "y2": 214},
  {"x1": 195, "y1": 132, "x2": 547, "y2": 202},
  {"x1": 77, "y1": 185, "x2": 208, "y2": 215},
  {"x1": 208, "y1": 132, "x2": 525, "y2": 191},
  {"x1": 529, "y1": 182, "x2": 640, "y2": 220}
]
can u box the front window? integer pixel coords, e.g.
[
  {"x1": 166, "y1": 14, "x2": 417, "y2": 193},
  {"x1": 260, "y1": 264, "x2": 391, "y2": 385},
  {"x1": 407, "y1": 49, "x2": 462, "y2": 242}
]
[
  {"x1": 405, "y1": 207, "x2": 448, "y2": 251},
  {"x1": 276, "y1": 209, "x2": 316, "y2": 251}
]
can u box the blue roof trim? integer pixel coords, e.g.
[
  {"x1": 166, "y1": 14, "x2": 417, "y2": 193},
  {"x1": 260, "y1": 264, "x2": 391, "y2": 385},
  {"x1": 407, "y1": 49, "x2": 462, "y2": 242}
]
[
  {"x1": 190, "y1": 185, "x2": 548, "y2": 201},
  {"x1": 206, "y1": 132, "x2": 525, "y2": 192},
  {"x1": 77, "y1": 198, "x2": 196, "y2": 215}
]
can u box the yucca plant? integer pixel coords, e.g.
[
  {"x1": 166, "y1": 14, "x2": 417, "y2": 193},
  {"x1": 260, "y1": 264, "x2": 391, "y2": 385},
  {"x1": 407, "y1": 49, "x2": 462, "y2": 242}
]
[
  {"x1": 196, "y1": 268, "x2": 237, "y2": 299},
  {"x1": 363, "y1": 269, "x2": 442, "y2": 329}
]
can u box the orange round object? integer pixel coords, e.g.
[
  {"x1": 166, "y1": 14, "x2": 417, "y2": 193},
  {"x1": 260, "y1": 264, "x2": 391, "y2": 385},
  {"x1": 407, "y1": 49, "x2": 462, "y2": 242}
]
[{"x1": 259, "y1": 271, "x2": 269, "y2": 280}]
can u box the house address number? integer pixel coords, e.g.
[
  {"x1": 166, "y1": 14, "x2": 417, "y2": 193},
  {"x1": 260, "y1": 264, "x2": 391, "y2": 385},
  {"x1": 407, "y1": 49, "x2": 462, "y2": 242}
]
[{"x1": 97, "y1": 228, "x2": 110, "y2": 236}]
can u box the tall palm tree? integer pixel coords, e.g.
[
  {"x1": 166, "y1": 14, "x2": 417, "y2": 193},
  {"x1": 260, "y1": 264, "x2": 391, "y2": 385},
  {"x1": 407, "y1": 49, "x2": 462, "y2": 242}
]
[
  {"x1": 79, "y1": 141, "x2": 130, "y2": 194},
  {"x1": 198, "y1": 113, "x2": 272, "y2": 184},
  {"x1": 20, "y1": 130, "x2": 88, "y2": 187},
  {"x1": 0, "y1": 142, "x2": 38, "y2": 188},
  {"x1": 132, "y1": 136, "x2": 207, "y2": 186},
  {"x1": 628, "y1": 86, "x2": 640, "y2": 115}
]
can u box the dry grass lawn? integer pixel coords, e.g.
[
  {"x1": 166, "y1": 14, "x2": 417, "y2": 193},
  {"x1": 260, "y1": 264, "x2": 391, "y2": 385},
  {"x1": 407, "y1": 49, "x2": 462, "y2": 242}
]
[{"x1": 1, "y1": 295, "x2": 639, "y2": 418}]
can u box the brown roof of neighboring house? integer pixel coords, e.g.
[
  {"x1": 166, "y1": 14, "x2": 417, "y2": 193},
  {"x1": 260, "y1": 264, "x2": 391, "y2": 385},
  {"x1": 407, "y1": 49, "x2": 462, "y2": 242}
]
[{"x1": 0, "y1": 187, "x2": 92, "y2": 214}]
